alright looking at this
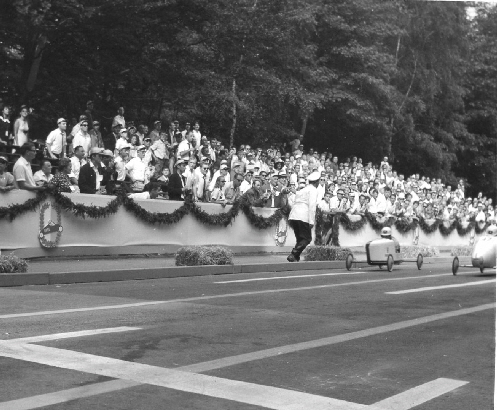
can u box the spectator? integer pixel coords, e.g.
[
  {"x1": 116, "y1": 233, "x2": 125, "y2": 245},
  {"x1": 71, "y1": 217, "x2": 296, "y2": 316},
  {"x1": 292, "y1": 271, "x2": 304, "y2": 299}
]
[
  {"x1": 157, "y1": 167, "x2": 170, "y2": 198},
  {"x1": 149, "y1": 121, "x2": 161, "y2": 143},
  {"x1": 72, "y1": 120, "x2": 92, "y2": 157},
  {"x1": 136, "y1": 124, "x2": 148, "y2": 145},
  {"x1": 225, "y1": 172, "x2": 243, "y2": 204},
  {"x1": 112, "y1": 106, "x2": 126, "y2": 128},
  {"x1": 0, "y1": 156, "x2": 16, "y2": 192},
  {"x1": 84, "y1": 100, "x2": 95, "y2": 131},
  {"x1": 177, "y1": 131, "x2": 195, "y2": 161},
  {"x1": 115, "y1": 128, "x2": 130, "y2": 154},
  {"x1": 240, "y1": 170, "x2": 253, "y2": 194},
  {"x1": 78, "y1": 147, "x2": 104, "y2": 194},
  {"x1": 318, "y1": 191, "x2": 332, "y2": 213},
  {"x1": 104, "y1": 123, "x2": 122, "y2": 152},
  {"x1": 192, "y1": 122, "x2": 201, "y2": 148},
  {"x1": 114, "y1": 144, "x2": 131, "y2": 182},
  {"x1": 475, "y1": 203, "x2": 486, "y2": 222},
  {"x1": 150, "y1": 131, "x2": 169, "y2": 178},
  {"x1": 192, "y1": 162, "x2": 210, "y2": 202},
  {"x1": 46, "y1": 118, "x2": 67, "y2": 159},
  {"x1": 125, "y1": 145, "x2": 148, "y2": 192},
  {"x1": 33, "y1": 160, "x2": 53, "y2": 186},
  {"x1": 14, "y1": 105, "x2": 30, "y2": 146},
  {"x1": 168, "y1": 159, "x2": 187, "y2": 201},
  {"x1": 0, "y1": 104, "x2": 12, "y2": 145},
  {"x1": 89, "y1": 120, "x2": 104, "y2": 150},
  {"x1": 245, "y1": 177, "x2": 269, "y2": 207},
  {"x1": 210, "y1": 176, "x2": 228, "y2": 204},
  {"x1": 51, "y1": 158, "x2": 79, "y2": 194},
  {"x1": 13, "y1": 143, "x2": 45, "y2": 191}
]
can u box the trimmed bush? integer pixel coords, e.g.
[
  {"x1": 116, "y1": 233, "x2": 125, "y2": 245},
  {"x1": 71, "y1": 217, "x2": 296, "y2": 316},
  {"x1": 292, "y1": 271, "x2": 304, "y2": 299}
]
[
  {"x1": 303, "y1": 246, "x2": 352, "y2": 261},
  {"x1": 0, "y1": 254, "x2": 28, "y2": 273},
  {"x1": 451, "y1": 246, "x2": 473, "y2": 257},
  {"x1": 175, "y1": 246, "x2": 234, "y2": 266},
  {"x1": 401, "y1": 245, "x2": 439, "y2": 258}
]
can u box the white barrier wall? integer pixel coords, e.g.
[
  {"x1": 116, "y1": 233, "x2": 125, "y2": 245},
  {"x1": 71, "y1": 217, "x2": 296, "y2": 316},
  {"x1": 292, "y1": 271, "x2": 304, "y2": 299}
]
[{"x1": 0, "y1": 191, "x2": 477, "y2": 258}]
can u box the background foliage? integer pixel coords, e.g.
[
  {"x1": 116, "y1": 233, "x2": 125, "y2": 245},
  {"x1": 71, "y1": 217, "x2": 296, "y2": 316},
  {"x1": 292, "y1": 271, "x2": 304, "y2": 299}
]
[{"x1": 0, "y1": 0, "x2": 495, "y2": 197}]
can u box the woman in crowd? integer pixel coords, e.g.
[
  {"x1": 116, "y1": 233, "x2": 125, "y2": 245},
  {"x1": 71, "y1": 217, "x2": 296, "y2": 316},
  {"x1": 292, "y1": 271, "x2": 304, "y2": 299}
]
[
  {"x1": 0, "y1": 155, "x2": 16, "y2": 192},
  {"x1": 51, "y1": 158, "x2": 79, "y2": 193},
  {"x1": 14, "y1": 105, "x2": 29, "y2": 146}
]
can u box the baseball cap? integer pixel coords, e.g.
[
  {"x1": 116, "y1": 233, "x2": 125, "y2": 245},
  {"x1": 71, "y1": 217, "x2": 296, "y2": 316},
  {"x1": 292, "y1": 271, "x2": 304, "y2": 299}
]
[
  {"x1": 0, "y1": 156, "x2": 8, "y2": 163},
  {"x1": 101, "y1": 149, "x2": 114, "y2": 158},
  {"x1": 57, "y1": 118, "x2": 66, "y2": 124}
]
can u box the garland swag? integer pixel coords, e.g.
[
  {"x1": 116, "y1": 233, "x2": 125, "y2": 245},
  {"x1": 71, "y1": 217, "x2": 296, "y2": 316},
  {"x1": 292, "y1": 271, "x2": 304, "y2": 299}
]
[{"x1": 0, "y1": 189, "x2": 491, "y2": 236}]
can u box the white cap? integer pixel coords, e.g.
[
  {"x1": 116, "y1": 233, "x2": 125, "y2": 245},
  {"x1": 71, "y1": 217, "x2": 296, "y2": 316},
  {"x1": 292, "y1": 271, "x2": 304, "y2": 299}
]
[{"x1": 307, "y1": 171, "x2": 320, "y2": 182}]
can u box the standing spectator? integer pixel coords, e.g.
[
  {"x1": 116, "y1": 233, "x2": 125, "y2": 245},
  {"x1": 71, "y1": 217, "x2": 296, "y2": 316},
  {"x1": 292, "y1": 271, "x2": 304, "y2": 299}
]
[
  {"x1": 245, "y1": 177, "x2": 268, "y2": 207},
  {"x1": 84, "y1": 100, "x2": 95, "y2": 131},
  {"x1": 287, "y1": 171, "x2": 320, "y2": 262},
  {"x1": 176, "y1": 131, "x2": 195, "y2": 161},
  {"x1": 192, "y1": 163, "x2": 210, "y2": 202},
  {"x1": 100, "y1": 149, "x2": 117, "y2": 195},
  {"x1": 104, "y1": 123, "x2": 122, "y2": 152},
  {"x1": 114, "y1": 128, "x2": 130, "y2": 155},
  {"x1": 14, "y1": 105, "x2": 30, "y2": 146},
  {"x1": 114, "y1": 144, "x2": 131, "y2": 182},
  {"x1": 289, "y1": 134, "x2": 303, "y2": 153},
  {"x1": 181, "y1": 122, "x2": 191, "y2": 138},
  {"x1": 240, "y1": 170, "x2": 253, "y2": 194},
  {"x1": 13, "y1": 143, "x2": 45, "y2": 191},
  {"x1": 125, "y1": 145, "x2": 148, "y2": 192},
  {"x1": 33, "y1": 160, "x2": 53, "y2": 186},
  {"x1": 168, "y1": 159, "x2": 187, "y2": 201},
  {"x1": 225, "y1": 172, "x2": 244, "y2": 204},
  {"x1": 167, "y1": 121, "x2": 177, "y2": 145},
  {"x1": 112, "y1": 106, "x2": 125, "y2": 128},
  {"x1": 0, "y1": 156, "x2": 16, "y2": 192},
  {"x1": 78, "y1": 147, "x2": 104, "y2": 194},
  {"x1": 89, "y1": 121, "x2": 104, "y2": 150},
  {"x1": 192, "y1": 121, "x2": 201, "y2": 148},
  {"x1": 70, "y1": 146, "x2": 86, "y2": 182},
  {"x1": 136, "y1": 124, "x2": 148, "y2": 145},
  {"x1": 150, "y1": 131, "x2": 169, "y2": 177},
  {"x1": 0, "y1": 104, "x2": 12, "y2": 146},
  {"x1": 72, "y1": 120, "x2": 92, "y2": 157},
  {"x1": 149, "y1": 121, "x2": 161, "y2": 143},
  {"x1": 45, "y1": 118, "x2": 67, "y2": 159}
]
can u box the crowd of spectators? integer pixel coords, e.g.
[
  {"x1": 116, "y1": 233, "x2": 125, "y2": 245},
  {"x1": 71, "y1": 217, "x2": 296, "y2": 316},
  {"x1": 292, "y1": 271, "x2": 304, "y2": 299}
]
[{"x1": 0, "y1": 102, "x2": 495, "y2": 225}]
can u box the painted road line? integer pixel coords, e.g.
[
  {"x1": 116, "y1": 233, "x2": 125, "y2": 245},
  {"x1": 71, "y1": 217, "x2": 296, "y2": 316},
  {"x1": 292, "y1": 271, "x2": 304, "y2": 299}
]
[
  {"x1": 368, "y1": 378, "x2": 468, "y2": 410},
  {"x1": 179, "y1": 303, "x2": 495, "y2": 373},
  {"x1": 0, "y1": 273, "x2": 451, "y2": 320},
  {"x1": 0, "y1": 380, "x2": 140, "y2": 410},
  {"x1": 386, "y1": 279, "x2": 496, "y2": 294},
  {"x1": 7, "y1": 327, "x2": 141, "y2": 343},
  {"x1": 0, "y1": 343, "x2": 368, "y2": 410},
  {"x1": 215, "y1": 271, "x2": 367, "y2": 283}
]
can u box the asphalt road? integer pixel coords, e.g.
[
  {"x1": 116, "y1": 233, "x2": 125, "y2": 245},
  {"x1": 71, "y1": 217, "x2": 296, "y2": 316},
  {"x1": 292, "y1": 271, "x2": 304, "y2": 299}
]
[{"x1": 0, "y1": 262, "x2": 495, "y2": 410}]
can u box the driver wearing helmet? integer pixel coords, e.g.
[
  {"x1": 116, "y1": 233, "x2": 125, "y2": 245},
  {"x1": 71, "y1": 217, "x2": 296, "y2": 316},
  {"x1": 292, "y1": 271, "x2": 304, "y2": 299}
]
[{"x1": 380, "y1": 226, "x2": 400, "y2": 253}]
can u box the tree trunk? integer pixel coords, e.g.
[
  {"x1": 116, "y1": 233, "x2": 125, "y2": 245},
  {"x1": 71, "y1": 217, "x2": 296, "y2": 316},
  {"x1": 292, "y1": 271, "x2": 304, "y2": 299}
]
[
  {"x1": 25, "y1": 34, "x2": 48, "y2": 95},
  {"x1": 300, "y1": 115, "x2": 308, "y2": 137},
  {"x1": 229, "y1": 78, "x2": 237, "y2": 149}
]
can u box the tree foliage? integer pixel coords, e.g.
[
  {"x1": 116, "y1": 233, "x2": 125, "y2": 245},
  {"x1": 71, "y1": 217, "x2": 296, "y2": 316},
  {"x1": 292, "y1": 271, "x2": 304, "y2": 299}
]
[{"x1": 0, "y1": 0, "x2": 495, "y2": 197}]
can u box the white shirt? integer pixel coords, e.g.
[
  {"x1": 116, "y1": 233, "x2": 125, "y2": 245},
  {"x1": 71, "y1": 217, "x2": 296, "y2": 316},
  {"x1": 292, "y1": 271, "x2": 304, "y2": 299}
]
[
  {"x1": 192, "y1": 130, "x2": 201, "y2": 148},
  {"x1": 240, "y1": 180, "x2": 252, "y2": 194},
  {"x1": 46, "y1": 128, "x2": 67, "y2": 155},
  {"x1": 72, "y1": 131, "x2": 91, "y2": 156},
  {"x1": 129, "y1": 192, "x2": 151, "y2": 200},
  {"x1": 375, "y1": 193, "x2": 387, "y2": 213},
  {"x1": 114, "y1": 137, "x2": 129, "y2": 154},
  {"x1": 177, "y1": 139, "x2": 192, "y2": 159},
  {"x1": 125, "y1": 157, "x2": 147, "y2": 182},
  {"x1": 33, "y1": 170, "x2": 53, "y2": 185},
  {"x1": 289, "y1": 184, "x2": 318, "y2": 224},
  {"x1": 70, "y1": 156, "x2": 86, "y2": 181},
  {"x1": 114, "y1": 156, "x2": 127, "y2": 181},
  {"x1": 209, "y1": 170, "x2": 231, "y2": 191}
]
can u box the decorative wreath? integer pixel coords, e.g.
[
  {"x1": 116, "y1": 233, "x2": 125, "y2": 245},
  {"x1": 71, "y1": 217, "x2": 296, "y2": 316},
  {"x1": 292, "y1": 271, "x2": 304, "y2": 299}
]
[
  {"x1": 274, "y1": 217, "x2": 288, "y2": 246},
  {"x1": 39, "y1": 202, "x2": 63, "y2": 248}
]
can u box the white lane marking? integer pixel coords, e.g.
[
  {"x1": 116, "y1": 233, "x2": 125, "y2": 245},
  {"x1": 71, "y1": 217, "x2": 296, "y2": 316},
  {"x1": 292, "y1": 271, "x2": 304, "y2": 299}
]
[
  {"x1": 386, "y1": 279, "x2": 496, "y2": 294},
  {"x1": 179, "y1": 303, "x2": 495, "y2": 373},
  {"x1": 215, "y1": 271, "x2": 366, "y2": 283},
  {"x1": 368, "y1": 378, "x2": 468, "y2": 410},
  {"x1": 0, "y1": 380, "x2": 140, "y2": 410},
  {"x1": 0, "y1": 273, "x2": 451, "y2": 320},
  {"x1": 6, "y1": 327, "x2": 141, "y2": 343},
  {"x1": 0, "y1": 343, "x2": 367, "y2": 410}
]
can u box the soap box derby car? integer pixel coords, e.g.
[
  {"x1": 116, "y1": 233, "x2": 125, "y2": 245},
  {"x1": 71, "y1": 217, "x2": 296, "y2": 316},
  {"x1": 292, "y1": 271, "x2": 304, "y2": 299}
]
[
  {"x1": 345, "y1": 227, "x2": 423, "y2": 272},
  {"x1": 452, "y1": 224, "x2": 497, "y2": 275}
]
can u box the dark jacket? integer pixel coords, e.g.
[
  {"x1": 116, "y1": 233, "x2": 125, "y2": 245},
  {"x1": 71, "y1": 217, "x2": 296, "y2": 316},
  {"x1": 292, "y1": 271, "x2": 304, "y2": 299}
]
[
  {"x1": 245, "y1": 187, "x2": 265, "y2": 207},
  {"x1": 78, "y1": 161, "x2": 102, "y2": 194},
  {"x1": 168, "y1": 172, "x2": 185, "y2": 201}
]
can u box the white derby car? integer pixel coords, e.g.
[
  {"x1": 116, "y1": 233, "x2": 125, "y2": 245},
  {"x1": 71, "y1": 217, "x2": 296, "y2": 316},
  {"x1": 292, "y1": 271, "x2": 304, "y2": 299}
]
[
  {"x1": 452, "y1": 225, "x2": 497, "y2": 275},
  {"x1": 346, "y1": 236, "x2": 423, "y2": 272}
]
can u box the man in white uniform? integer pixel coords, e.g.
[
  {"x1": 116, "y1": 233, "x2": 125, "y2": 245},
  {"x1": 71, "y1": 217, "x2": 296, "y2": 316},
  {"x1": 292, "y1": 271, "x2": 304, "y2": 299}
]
[{"x1": 287, "y1": 171, "x2": 320, "y2": 262}]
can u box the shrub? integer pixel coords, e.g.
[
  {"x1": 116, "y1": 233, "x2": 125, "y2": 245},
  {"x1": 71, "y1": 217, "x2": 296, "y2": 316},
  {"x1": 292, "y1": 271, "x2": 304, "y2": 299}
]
[
  {"x1": 401, "y1": 245, "x2": 439, "y2": 258},
  {"x1": 451, "y1": 246, "x2": 473, "y2": 257},
  {"x1": 175, "y1": 246, "x2": 234, "y2": 266},
  {"x1": 303, "y1": 246, "x2": 352, "y2": 261},
  {"x1": 0, "y1": 254, "x2": 28, "y2": 273}
]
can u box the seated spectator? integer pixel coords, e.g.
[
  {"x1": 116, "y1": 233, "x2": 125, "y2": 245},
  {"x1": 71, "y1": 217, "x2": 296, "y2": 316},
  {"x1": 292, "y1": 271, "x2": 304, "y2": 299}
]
[
  {"x1": 78, "y1": 147, "x2": 104, "y2": 194},
  {"x1": 128, "y1": 182, "x2": 161, "y2": 200},
  {"x1": 225, "y1": 172, "x2": 244, "y2": 204},
  {"x1": 114, "y1": 128, "x2": 129, "y2": 155},
  {"x1": 157, "y1": 167, "x2": 170, "y2": 198},
  {"x1": 210, "y1": 176, "x2": 228, "y2": 204},
  {"x1": 51, "y1": 158, "x2": 79, "y2": 193},
  {"x1": 33, "y1": 160, "x2": 54, "y2": 186},
  {"x1": 168, "y1": 159, "x2": 187, "y2": 201},
  {"x1": 245, "y1": 177, "x2": 269, "y2": 207},
  {"x1": 0, "y1": 155, "x2": 16, "y2": 192},
  {"x1": 13, "y1": 143, "x2": 46, "y2": 192}
]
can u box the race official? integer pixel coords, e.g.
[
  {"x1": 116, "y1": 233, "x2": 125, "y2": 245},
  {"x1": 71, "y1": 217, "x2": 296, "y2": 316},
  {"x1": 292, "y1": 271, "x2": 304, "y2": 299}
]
[{"x1": 287, "y1": 171, "x2": 320, "y2": 262}]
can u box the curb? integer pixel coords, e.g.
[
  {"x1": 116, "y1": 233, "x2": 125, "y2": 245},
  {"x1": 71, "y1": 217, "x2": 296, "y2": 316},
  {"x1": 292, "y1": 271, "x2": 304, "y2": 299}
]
[{"x1": 0, "y1": 257, "x2": 465, "y2": 287}]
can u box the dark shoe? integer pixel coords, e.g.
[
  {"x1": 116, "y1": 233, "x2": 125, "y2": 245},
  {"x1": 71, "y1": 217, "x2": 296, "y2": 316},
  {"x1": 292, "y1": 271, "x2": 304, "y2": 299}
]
[
  {"x1": 287, "y1": 254, "x2": 296, "y2": 262},
  {"x1": 295, "y1": 254, "x2": 300, "y2": 262}
]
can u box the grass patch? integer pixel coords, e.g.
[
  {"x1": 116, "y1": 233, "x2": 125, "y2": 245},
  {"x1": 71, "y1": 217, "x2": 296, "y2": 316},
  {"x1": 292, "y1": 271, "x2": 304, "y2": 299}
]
[
  {"x1": 0, "y1": 254, "x2": 28, "y2": 273},
  {"x1": 451, "y1": 246, "x2": 473, "y2": 257},
  {"x1": 401, "y1": 245, "x2": 439, "y2": 258},
  {"x1": 175, "y1": 246, "x2": 234, "y2": 266},
  {"x1": 303, "y1": 246, "x2": 352, "y2": 261}
]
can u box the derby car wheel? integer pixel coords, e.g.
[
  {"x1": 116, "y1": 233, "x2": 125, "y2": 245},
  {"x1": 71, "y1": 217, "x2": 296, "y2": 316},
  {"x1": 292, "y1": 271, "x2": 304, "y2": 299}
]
[
  {"x1": 480, "y1": 267, "x2": 485, "y2": 274},
  {"x1": 416, "y1": 254, "x2": 423, "y2": 270},
  {"x1": 345, "y1": 253, "x2": 354, "y2": 271},
  {"x1": 452, "y1": 257, "x2": 459, "y2": 275},
  {"x1": 387, "y1": 255, "x2": 394, "y2": 272}
]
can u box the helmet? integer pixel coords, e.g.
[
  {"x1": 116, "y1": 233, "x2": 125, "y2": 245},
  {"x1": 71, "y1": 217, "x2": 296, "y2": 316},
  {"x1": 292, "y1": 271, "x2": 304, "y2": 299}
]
[
  {"x1": 486, "y1": 225, "x2": 497, "y2": 236},
  {"x1": 381, "y1": 227, "x2": 392, "y2": 238}
]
